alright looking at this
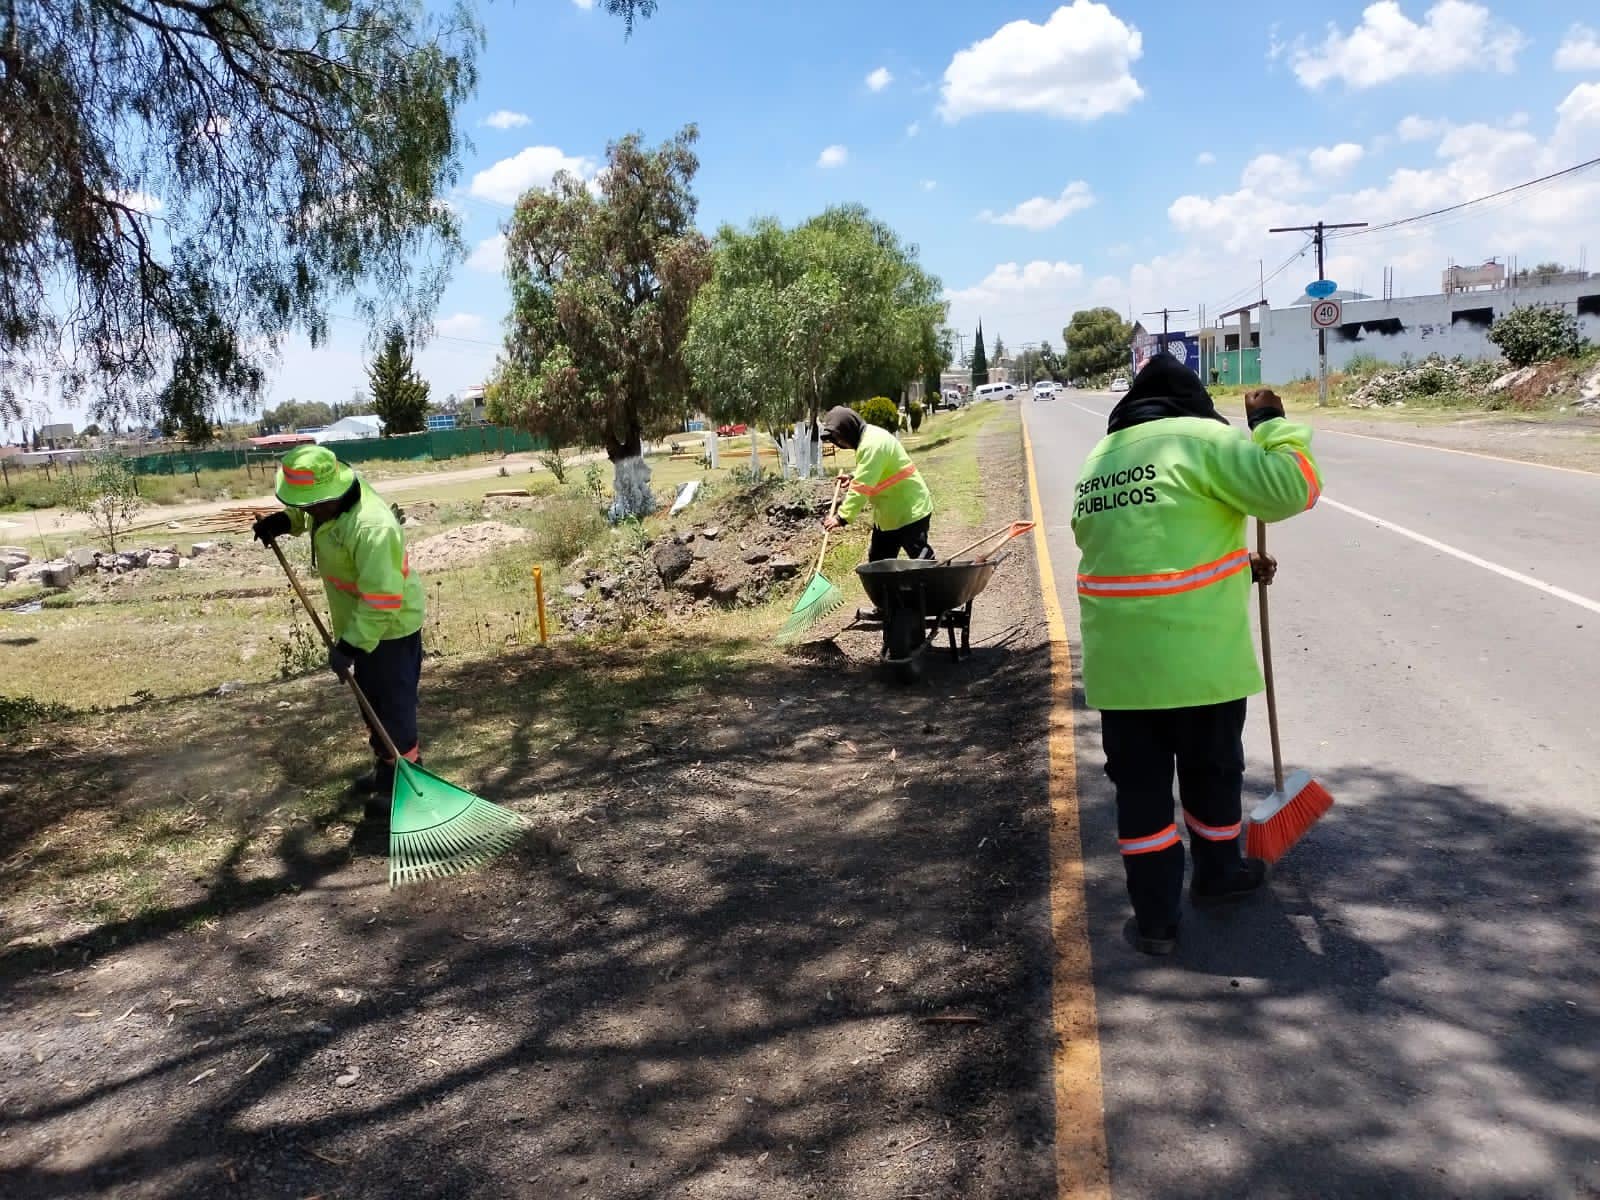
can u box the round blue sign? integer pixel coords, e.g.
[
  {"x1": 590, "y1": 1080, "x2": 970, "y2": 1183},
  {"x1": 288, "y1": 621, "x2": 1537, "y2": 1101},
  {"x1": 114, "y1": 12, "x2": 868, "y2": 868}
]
[{"x1": 1306, "y1": 279, "x2": 1339, "y2": 298}]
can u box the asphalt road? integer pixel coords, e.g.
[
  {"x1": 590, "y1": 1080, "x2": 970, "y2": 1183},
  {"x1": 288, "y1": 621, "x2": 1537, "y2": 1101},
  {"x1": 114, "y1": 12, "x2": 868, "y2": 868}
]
[{"x1": 1026, "y1": 391, "x2": 1600, "y2": 1198}]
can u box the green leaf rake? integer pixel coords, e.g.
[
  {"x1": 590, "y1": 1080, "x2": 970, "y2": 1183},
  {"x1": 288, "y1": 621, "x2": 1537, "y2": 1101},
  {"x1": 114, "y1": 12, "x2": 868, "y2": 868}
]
[
  {"x1": 777, "y1": 476, "x2": 847, "y2": 644},
  {"x1": 268, "y1": 540, "x2": 529, "y2": 887}
]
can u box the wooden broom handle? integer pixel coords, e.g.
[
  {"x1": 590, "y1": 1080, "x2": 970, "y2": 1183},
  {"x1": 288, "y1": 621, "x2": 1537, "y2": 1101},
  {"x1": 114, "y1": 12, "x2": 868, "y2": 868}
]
[
  {"x1": 812, "y1": 477, "x2": 844, "y2": 576},
  {"x1": 1256, "y1": 519, "x2": 1285, "y2": 792},
  {"x1": 268, "y1": 538, "x2": 406, "y2": 765}
]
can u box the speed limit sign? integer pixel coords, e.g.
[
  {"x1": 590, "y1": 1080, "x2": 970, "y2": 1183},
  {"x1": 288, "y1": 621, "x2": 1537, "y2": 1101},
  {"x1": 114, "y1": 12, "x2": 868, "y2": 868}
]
[{"x1": 1311, "y1": 299, "x2": 1343, "y2": 328}]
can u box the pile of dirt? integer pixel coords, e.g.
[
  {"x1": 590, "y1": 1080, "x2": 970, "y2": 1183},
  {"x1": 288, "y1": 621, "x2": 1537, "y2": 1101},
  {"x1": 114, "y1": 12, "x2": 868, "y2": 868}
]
[
  {"x1": 407, "y1": 521, "x2": 530, "y2": 572},
  {"x1": 559, "y1": 482, "x2": 828, "y2": 632}
]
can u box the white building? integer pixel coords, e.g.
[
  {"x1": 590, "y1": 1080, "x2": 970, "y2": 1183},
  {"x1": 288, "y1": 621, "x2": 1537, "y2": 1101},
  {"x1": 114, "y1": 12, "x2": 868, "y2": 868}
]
[
  {"x1": 313, "y1": 414, "x2": 385, "y2": 443},
  {"x1": 1260, "y1": 275, "x2": 1600, "y2": 383}
]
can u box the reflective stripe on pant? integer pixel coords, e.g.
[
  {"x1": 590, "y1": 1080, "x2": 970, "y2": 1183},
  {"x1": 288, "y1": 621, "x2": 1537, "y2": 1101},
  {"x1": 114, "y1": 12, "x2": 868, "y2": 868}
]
[
  {"x1": 867, "y1": 514, "x2": 935, "y2": 562},
  {"x1": 352, "y1": 630, "x2": 423, "y2": 764},
  {"x1": 1100, "y1": 698, "x2": 1247, "y2": 928}
]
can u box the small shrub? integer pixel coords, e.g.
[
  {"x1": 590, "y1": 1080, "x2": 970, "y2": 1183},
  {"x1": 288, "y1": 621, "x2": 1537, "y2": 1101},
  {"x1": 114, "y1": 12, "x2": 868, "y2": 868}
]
[
  {"x1": 1412, "y1": 359, "x2": 1453, "y2": 396},
  {"x1": 532, "y1": 494, "x2": 606, "y2": 565},
  {"x1": 908, "y1": 400, "x2": 925, "y2": 433},
  {"x1": 852, "y1": 395, "x2": 900, "y2": 432},
  {"x1": 0, "y1": 694, "x2": 74, "y2": 734},
  {"x1": 275, "y1": 602, "x2": 324, "y2": 678},
  {"x1": 539, "y1": 445, "x2": 569, "y2": 484},
  {"x1": 1344, "y1": 352, "x2": 1385, "y2": 377},
  {"x1": 57, "y1": 453, "x2": 144, "y2": 552},
  {"x1": 582, "y1": 461, "x2": 605, "y2": 500},
  {"x1": 1489, "y1": 306, "x2": 1587, "y2": 367}
]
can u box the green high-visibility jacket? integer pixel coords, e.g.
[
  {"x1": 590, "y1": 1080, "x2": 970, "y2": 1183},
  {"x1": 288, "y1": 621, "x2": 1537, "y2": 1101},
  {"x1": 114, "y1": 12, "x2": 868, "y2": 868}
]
[
  {"x1": 286, "y1": 478, "x2": 425, "y2": 652},
  {"x1": 1070, "y1": 416, "x2": 1322, "y2": 711},
  {"x1": 838, "y1": 425, "x2": 934, "y2": 531}
]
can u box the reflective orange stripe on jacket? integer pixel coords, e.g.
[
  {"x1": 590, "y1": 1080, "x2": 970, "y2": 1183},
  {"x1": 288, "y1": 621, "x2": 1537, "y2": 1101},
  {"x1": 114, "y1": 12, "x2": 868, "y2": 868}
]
[
  {"x1": 1077, "y1": 548, "x2": 1250, "y2": 599},
  {"x1": 1119, "y1": 825, "x2": 1180, "y2": 856},
  {"x1": 1293, "y1": 452, "x2": 1321, "y2": 510},
  {"x1": 324, "y1": 554, "x2": 411, "y2": 609},
  {"x1": 851, "y1": 464, "x2": 917, "y2": 497}
]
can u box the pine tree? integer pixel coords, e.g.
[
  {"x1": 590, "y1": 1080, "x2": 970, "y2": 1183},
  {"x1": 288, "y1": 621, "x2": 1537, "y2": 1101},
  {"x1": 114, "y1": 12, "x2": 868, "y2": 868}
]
[
  {"x1": 970, "y1": 322, "x2": 989, "y2": 387},
  {"x1": 367, "y1": 327, "x2": 430, "y2": 436}
]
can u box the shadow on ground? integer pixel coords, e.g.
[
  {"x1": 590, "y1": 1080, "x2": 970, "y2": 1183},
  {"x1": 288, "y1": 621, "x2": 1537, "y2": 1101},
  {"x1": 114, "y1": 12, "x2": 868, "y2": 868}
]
[{"x1": 0, "y1": 624, "x2": 1060, "y2": 1199}]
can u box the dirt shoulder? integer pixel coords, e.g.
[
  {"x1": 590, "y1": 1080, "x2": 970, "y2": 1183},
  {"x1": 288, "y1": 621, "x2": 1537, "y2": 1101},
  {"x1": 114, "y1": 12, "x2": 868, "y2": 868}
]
[
  {"x1": 0, "y1": 407, "x2": 1062, "y2": 1199},
  {"x1": 1302, "y1": 408, "x2": 1600, "y2": 473}
]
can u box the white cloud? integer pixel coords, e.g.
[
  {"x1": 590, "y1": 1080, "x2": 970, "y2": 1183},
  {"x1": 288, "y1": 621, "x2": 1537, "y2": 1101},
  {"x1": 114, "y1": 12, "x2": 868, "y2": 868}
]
[
  {"x1": 1396, "y1": 114, "x2": 1445, "y2": 142},
  {"x1": 483, "y1": 110, "x2": 531, "y2": 130},
  {"x1": 467, "y1": 233, "x2": 507, "y2": 274},
  {"x1": 434, "y1": 313, "x2": 487, "y2": 340},
  {"x1": 939, "y1": 0, "x2": 1144, "y2": 122},
  {"x1": 943, "y1": 260, "x2": 1089, "y2": 348},
  {"x1": 866, "y1": 67, "x2": 893, "y2": 92},
  {"x1": 469, "y1": 146, "x2": 595, "y2": 206},
  {"x1": 1309, "y1": 142, "x2": 1365, "y2": 176},
  {"x1": 1196, "y1": 151, "x2": 1217, "y2": 166},
  {"x1": 571, "y1": 0, "x2": 595, "y2": 8},
  {"x1": 920, "y1": 179, "x2": 938, "y2": 192},
  {"x1": 906, "y1": 121, "x2": 921, "y2": 138},
  {"x1": 979, "y1": 181, "x2": 1096, "y2": 231},
  {"x1": 1554, "y1": 24, "x2": 1600, "y2": 71},
  {"x1": 817, "y1": 144, "x2": 848, "y2": 169},
  {"x1": 1241, "y1": 152, "x2": 1309, "y2": 194},
  {"x1": 1290, "y1": 1, "x2": 1526, "y2": 90}
]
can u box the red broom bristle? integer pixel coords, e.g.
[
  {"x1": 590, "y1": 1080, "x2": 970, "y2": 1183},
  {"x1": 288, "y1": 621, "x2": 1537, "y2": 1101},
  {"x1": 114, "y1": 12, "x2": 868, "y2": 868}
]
[{"x1": 1245, "y1": 779, "x2": 1334, "y2": 864}]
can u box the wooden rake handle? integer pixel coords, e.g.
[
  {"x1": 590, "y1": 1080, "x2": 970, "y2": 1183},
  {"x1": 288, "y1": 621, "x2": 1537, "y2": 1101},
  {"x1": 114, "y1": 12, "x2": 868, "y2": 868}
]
[
  {"x1": 1256, "y1": 519, "x2": 1285, "y2": 793},
  {"x1": 812, "y1": 477, "x2": 845, "y2": 576},
  {"x1": 267, "y1": 538, "x2": 406, "y2": 765},
  {"x1": 941, "y1": 520, "x2": 1036, "y2": 565}
]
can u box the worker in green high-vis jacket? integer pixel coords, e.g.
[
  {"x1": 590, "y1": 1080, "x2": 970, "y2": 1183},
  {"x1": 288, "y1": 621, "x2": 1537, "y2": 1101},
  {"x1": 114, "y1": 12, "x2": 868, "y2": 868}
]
[
  {"x1": 251, "y1": 444, "x2": 426, "y2": 817},
  {"x1": 818, "y1": 406, "x2": 935, "y2": 562},
  {"x1": 1071, "y1": 354, "x2": 1322, "y2": 957}
]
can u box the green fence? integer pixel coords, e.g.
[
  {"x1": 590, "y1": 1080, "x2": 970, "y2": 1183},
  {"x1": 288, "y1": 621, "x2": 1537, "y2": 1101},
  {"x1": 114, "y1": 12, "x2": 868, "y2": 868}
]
[
  {"x1": 126, "y1": 425, "x2": 547, "y2": 477},
  {"x1": 1214, "y1": 349, "x2": 1262, "y2": 387}
]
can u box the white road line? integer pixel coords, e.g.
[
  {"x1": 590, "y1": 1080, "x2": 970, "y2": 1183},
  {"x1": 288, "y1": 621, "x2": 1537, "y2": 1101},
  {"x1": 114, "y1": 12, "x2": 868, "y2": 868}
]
[
  {"x1": 1069, "y1": 403, "x2": 1105, "y2": 419},
  {"x1": 1321, "y1": 495, "x2": 1600, "y2": 617}
]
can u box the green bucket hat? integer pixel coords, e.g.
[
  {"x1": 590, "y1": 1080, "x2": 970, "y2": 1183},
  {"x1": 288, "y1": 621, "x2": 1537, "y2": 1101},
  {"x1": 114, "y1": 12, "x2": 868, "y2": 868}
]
[{"x1": 275, "y1": 444, "x2": 356, "y2": 508}]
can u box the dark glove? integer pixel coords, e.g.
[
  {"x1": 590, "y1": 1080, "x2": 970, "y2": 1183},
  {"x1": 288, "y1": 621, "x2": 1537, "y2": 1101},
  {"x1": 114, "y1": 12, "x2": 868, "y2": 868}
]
[
  {"x1": 252, "y1": 511, "x2": 293, "y2": 545},
  {"x1": 1243, "y1": 387, "x2": 1286, "y2": 430},
  {"x1": 328, "y1": 639, "x2": 362, "y2": 679}
]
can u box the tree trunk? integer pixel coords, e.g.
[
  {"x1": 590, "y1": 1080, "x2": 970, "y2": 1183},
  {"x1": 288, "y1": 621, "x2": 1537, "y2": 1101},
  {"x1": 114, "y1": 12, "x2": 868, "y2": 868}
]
[{"x1": 604, "y1": 426, "x2": 655, "y2": 521}]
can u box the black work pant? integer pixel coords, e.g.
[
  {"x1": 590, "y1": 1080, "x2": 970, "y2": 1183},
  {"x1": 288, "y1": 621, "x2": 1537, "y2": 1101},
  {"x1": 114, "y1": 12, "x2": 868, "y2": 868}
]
[
  {"x1": 868, "y1": 514, "x2": 935, "y2": 562},
  {"x1": 1100, "y1": 699, "x2": 1247, "y2": 929},
  {"x1": 353, "y1": 630, "x2": 423, "y2": 770}
]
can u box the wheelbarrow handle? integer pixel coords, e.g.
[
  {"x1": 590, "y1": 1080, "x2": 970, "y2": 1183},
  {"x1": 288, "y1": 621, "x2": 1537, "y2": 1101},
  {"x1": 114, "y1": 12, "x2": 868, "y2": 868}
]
[{"x1": 940, "y1": 520, "x2": 1036, "y2": 565}]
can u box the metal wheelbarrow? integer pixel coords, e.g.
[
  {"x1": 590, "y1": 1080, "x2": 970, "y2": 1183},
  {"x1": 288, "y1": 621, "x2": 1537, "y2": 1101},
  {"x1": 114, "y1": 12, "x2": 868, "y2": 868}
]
[{"x1": 852, "y1": 522, "x2": 1033, "y2": 683}]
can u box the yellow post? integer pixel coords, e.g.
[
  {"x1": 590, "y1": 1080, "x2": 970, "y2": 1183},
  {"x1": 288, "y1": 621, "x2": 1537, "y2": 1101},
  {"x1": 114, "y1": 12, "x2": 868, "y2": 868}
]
[{"x1": 531, "y1": 565, "x2": 548, "y2": 645}]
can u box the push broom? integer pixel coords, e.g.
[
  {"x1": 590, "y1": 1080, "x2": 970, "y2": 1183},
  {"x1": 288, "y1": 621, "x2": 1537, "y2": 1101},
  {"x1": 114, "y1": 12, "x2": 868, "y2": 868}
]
[
  {"x1": 776, "y1": 476, "x2": 847, "y2": 644},
  {"x1": 267, "y1": 539, "x2": 529, "y2": 887},
  {"x1": 1245, "y1": 518, "x2": 1334, "y2": 863}
]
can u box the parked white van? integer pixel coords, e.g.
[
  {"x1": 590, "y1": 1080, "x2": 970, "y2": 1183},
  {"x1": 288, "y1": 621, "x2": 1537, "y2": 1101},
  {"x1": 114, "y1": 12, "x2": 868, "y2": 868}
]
[{"x1": 973, "y1": 382, "x2": 1016, "y2": 403}]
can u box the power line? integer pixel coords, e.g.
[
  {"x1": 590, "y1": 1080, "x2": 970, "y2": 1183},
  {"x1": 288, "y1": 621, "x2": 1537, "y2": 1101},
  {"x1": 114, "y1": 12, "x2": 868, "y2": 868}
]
[{"x1": 1326, "y1": 155, "x2": 1600, "y2": 241}]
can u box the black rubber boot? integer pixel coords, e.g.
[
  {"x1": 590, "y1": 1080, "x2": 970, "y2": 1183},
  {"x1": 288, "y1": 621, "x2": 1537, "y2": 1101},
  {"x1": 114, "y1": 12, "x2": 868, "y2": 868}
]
[
  {"x1": 361, "y1": 761, "x2": 398, "y2": 821},
  {"x1": 1190, "y1": 857, "x2": 1268, "y2": 905},
  {"x1": 1135, "y1": 922, "x2": 1179, "y2": 956}
]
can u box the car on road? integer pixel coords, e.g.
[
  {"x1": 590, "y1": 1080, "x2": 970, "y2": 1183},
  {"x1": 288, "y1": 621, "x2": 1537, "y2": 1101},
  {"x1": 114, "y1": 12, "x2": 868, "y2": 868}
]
[
  {"x1": 1032, "y1": 380, "x2": 1057, "y2": 400},
  {"x1": 1109, "y1": 376, "x2": 1129, "y2": 393},
  {"x1": 973, "y1": 382, "x2": 1016, "y2": 403}
]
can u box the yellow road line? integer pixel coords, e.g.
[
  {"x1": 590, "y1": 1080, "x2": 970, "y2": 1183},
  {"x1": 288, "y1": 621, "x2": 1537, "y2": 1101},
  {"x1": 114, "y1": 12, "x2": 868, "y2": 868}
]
[
  {"x1": 1022, "y1": 415, "x2": 1111, "y2": 1200},
  {"x1": 1318, "y1": 426, "x2": 1600, "y2": 477}
]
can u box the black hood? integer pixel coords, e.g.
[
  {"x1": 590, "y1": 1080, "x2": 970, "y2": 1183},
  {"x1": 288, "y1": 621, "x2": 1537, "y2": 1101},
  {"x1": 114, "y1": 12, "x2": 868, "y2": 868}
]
[
  {"x1": 1107, "y1": 353, "x2": 1229, "y2": 434},
  {"x1": 821, "y1": 406, "x2": 866, "y2": 449}
]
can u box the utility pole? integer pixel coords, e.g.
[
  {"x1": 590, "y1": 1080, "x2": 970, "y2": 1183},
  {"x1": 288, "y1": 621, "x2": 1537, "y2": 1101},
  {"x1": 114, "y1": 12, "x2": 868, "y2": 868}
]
[
  {"x1": 1141, "y1": 307, "x2": 1191, "y2": 353},
  {"x1": 1269, "y1": 218, "x2": 1367, "y2": 406}
]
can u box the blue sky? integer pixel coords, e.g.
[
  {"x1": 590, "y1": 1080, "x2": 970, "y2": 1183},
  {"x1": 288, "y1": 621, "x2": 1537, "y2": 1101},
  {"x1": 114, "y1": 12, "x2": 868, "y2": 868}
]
[{"x1": 250, "y1": 1, "x2": 1600, "y2": 410}]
